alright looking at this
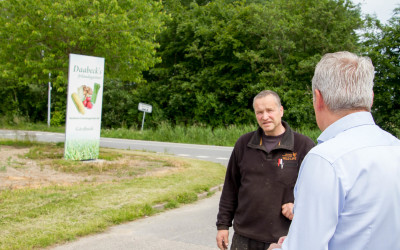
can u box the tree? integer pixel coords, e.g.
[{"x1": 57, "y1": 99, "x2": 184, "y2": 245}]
[
  {"x1": 145, "y1": 0, "x2": 363, "y2": 128},
  {"x1": 363, "y1": 8, "x2": 400, "y2": 137},
  {"x1": 0, "y1": 0, "x2": 167, "y2": 123}
]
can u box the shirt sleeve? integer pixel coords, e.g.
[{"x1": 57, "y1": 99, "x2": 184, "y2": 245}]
[{"x1": 281, "y1": 153, "x2": 344, "y2": 250}]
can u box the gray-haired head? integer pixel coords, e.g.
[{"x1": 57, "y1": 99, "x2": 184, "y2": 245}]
[
  {"x1": 312, "y1": 51, "x2": 374, "y2": 112},
  {"x1": 253, "y1": 90, "x2": 282, "y2": 109}
]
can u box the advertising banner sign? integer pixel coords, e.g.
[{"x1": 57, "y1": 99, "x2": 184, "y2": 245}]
[{"x1": 64, "y1": 54, "x2": 105, "y2": 160}]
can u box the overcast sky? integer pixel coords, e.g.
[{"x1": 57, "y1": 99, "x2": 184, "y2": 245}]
[{"x1": 352, "y1": 0, "x2": 399, "y2": 23}]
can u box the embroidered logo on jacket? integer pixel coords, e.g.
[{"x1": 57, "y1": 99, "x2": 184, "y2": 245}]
[{"x1": 282, "y1": 152, "x2": 297, "y2": 160}]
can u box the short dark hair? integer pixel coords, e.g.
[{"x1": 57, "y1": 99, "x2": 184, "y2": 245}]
[{"x1": 253, "y1": 90, "x2": 282, "y2": 109}]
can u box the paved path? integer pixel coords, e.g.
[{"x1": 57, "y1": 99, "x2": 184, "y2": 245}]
[{"x1": 52, "y1": 191, "x2": 232, "y2": 250}]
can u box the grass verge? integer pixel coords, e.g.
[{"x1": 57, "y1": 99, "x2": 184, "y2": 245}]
[
  {"x1": 0, "y1": 141, "x2": 226, "y2": 250},
  {"x1": 0, "y1": 121, "x2": 323, "y2": 146},
  {"x1": 101, "y1": 123, "x2": 321, "y2": 145}
]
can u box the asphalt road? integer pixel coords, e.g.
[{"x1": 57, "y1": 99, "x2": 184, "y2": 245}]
[
  {"x1": 0, "y1": 129, "x2": 232, "y2": 166},
  {"x1": 0, "y1": 129, "x2": 234, "y2": 250}
]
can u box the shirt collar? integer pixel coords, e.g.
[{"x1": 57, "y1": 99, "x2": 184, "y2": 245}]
[
  {"x1": 317, "y1": 112, "x2": 375, "y2": 144},
  {"x1": 250, "y1": 121, "x2": 294, "y2": 150}
]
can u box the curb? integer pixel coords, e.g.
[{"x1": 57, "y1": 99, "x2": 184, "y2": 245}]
[{"x1": 152, "y1": 184, "x2": 223, "y2": 211}]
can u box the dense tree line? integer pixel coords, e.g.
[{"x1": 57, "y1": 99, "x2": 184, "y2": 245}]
[
  {"x1": 362, "y1": 8, "x2": 400, "y2": 135},
  {"x1": 0, "y1": 0, "x2": 166, "y2": 125},
  {"x1": 0, "y1": 0, "x2": 399, "y2": 135},
  {"x1": 141, "y1": 0, "x2": 362, "y2": 129}
]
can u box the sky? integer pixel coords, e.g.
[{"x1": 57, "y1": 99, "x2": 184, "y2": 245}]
[{"x1": 352, "y1": 0, "x2": 399, "y2": 23}]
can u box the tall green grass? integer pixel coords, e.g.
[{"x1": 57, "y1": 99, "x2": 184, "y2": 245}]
[
  {"x1": 294, "y1": 126, "x2": 321, "y2": 143},
  {"x1": 101, "y1": 123, "x2": 260, "y2": 146},
  {"x1": 0, "y1": 118, "x2": 65, "y2": 133},
  {"x1": 0, "y1": 119, "x2": 321, "y2": 145},
  {"x1": 101, "y1": 123, "x2": 321, "y2": 146}
]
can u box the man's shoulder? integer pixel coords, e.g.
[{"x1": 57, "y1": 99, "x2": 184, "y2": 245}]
[
  {"x1": 310, "y1": 125, "x2": 400, "y2": 162},
  {"x1": 233, "y1": 130, "x2": 260, "y2": 149}
]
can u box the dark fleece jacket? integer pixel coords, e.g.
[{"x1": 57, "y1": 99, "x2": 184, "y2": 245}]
[{"x1": 216, "y1": 121, "x2": 315, "y2": 243}]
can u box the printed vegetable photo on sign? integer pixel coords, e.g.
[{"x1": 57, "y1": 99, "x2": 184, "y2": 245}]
[{"x1": 71, "y1": 83, "x2": 101, "y2": 115}]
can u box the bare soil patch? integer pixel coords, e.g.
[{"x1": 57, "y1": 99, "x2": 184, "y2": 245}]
[{"x1": 0, "y1": 145, "x2": 181, "y2": 190}]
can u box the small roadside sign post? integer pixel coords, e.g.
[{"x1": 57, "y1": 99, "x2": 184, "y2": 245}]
[
  {"x1": 47, "y1": 73, "x2": 52, "y2": 127},
  {"x1": 138, "y1": 102, "x2": 152, "y2": 131}
]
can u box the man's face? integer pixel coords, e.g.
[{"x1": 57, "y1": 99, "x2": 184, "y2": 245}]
[{"x1": 254, "y1": 95, "x2": 284, "y2": 136}]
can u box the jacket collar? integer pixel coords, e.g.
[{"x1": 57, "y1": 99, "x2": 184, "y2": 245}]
[{"x1": 248, "y1": 121, "x2": 295, "y2": 151}]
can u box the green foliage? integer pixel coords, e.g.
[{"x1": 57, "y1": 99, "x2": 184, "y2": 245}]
[
  {"x1": 101, "y1": 79, "x2": 139, "y2": 128},
  {"x1": 176, "y1": 191, "x2": 198, "y2": 204},
  {"x1": 5, "y1": 0, "x2": 396, "y2": 132},
  {"x1": 101, "y1": 122, "x2": 259, "y2": 146},
  {"x1": 99, "y1": 122, "x2": 323, "y2": 146},
  {"x1": 50, "y1": 110, "x2": 66, "y2": 127},
  {"x1": 0, "y1": 138, "x2": 40, "y2": 147},
  {"x1": 0, "y1": 118, "x2": 65, "y2": 133},
  {"x1": 0, "y1": 0, "x2": 167, "y2": 123},
  {"x1": 25, "y1": 144, "x2": 64, "y2": 160},
  {"x1": 145, "y1": 0, "x2": 362, "y2": 128},
  {"x1": 0, "y1": 77, "x2": 47, "y2": 122},
  {"x1": 362, "y1": 9, "x2": 400, "y2": 137}
]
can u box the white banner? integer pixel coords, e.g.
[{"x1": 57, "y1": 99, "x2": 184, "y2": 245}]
[{"x1": 64, "y1": 54, "x2": 105, "y2": 160}]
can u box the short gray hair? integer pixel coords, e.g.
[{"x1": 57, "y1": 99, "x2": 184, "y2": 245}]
[
  {"x1": 312, "y1": 51, "x2": 374, "y2": 112},
  {"x1": 253, "y1": 90, "x2": 281, "y2": 109}
]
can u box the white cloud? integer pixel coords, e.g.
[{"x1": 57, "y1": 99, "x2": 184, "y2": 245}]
[{"x1": 352, "y1": 0, "x2": 399, "y2": 23}]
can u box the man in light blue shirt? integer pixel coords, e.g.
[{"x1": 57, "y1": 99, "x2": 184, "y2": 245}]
[{"x1": 268, "y1": 51, "x2": 400, "y2": 250}]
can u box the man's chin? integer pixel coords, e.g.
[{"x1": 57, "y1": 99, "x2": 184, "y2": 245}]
[{"x1": 262, "y1": 127, "x2": 273, "y2": 133}]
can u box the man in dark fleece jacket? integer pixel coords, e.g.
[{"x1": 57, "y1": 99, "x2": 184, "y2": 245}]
[{"x1": 216, "y1": 90, "x2": 315, "y2": 250}]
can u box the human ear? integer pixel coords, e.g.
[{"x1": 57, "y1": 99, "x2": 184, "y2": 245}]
[{"x1": 314, "y1": 89, "x2": 325, "y2": 111}]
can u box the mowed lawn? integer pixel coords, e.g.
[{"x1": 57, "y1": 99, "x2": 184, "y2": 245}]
[{"x1": 0, "y1": 141, "x2": 226, "y2": 250}]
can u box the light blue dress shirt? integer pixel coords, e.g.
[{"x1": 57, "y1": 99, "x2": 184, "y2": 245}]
[{"x1": 275, "y1": 112, "x2": 400, "y2": 250}]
